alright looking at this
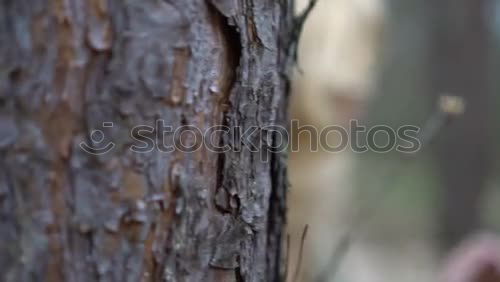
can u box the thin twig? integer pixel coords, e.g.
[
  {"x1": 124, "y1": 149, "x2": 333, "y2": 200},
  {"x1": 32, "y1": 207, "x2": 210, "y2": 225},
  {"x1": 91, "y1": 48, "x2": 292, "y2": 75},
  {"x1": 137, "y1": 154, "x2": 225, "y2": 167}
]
[
  {"x1": 288, "y1": 0, "x2": 319, "y2": 72},
  {"x1": 293, "y1": 224, "x2": 309, "y2": 282},
  {"x1": 314, "y1": 95, "x2": 466, "y2": 281}
]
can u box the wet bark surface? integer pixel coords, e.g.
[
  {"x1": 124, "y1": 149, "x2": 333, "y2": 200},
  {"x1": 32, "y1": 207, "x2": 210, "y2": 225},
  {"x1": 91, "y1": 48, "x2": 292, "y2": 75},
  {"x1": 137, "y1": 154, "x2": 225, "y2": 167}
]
[{"x1": 0, "y1": 0, "x2": 294, "y2": 281}]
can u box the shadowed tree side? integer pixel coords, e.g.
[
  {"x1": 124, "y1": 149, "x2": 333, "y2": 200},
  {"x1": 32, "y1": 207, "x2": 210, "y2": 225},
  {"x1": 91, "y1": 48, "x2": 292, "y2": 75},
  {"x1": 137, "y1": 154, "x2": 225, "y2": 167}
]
[
  {"x1": 0, "y1": 0, "x2": 295, "y2": 281},
  {"x1": 428, "y1": 0, "x2": 494, "y2": 251}
]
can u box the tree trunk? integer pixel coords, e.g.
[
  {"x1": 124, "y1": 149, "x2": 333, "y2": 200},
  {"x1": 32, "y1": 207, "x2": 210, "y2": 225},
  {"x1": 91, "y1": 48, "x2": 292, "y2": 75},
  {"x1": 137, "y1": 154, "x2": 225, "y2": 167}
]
[
  {"x1": 429, "y1": 0, "x2": 493, "y2": 250},
  {"x1": 0, "y1": 1, "x2": 294, "y2": 281}
]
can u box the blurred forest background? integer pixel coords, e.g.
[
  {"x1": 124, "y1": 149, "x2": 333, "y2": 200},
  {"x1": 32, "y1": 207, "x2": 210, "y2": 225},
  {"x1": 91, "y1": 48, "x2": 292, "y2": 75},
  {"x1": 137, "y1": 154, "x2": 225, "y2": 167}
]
[{"x1": 287, "y1": 0, "x2": 500, "y2": 281}]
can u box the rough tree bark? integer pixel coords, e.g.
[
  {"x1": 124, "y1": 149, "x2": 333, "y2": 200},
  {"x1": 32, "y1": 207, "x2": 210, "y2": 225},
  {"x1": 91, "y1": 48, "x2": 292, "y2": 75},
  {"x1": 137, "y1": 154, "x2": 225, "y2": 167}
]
[{"x1": 0, "y1": 0, "x2": 296, "y2": 281}]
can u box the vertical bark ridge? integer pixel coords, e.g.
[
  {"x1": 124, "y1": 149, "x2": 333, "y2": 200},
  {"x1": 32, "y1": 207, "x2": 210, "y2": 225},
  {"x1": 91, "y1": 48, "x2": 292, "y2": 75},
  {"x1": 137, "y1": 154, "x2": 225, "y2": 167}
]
[{"x1": 0, "y1": 0, "x2": 294, "y2": 281}]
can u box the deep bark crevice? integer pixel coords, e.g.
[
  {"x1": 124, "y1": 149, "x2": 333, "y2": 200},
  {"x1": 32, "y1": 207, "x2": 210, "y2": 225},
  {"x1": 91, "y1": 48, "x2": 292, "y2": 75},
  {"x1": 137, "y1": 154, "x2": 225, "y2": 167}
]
[{"x1": 0, "y1": 1, "x2": 294, "y2": 281}]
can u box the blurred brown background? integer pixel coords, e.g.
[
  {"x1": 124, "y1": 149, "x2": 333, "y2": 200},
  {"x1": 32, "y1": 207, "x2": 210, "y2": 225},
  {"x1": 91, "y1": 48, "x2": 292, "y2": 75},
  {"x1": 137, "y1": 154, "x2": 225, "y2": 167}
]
[{"x1": 287, "y1": 0, "x2": 500, "y2": 281}]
